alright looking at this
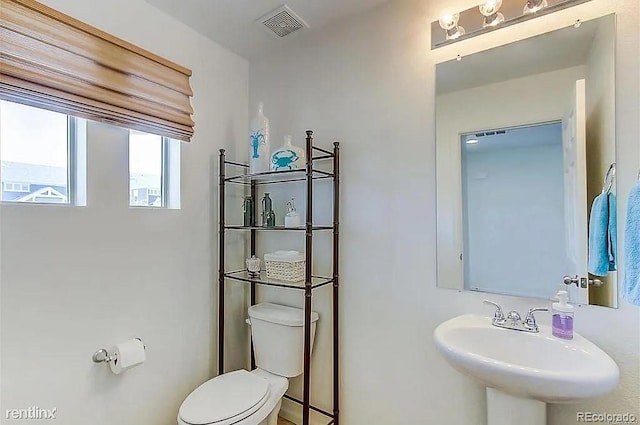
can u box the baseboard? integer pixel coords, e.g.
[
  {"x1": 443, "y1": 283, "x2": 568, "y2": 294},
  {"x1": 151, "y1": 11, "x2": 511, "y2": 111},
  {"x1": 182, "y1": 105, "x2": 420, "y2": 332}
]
[{"x1": 279, "y1": 398, "x2": 328, "y2": 425}]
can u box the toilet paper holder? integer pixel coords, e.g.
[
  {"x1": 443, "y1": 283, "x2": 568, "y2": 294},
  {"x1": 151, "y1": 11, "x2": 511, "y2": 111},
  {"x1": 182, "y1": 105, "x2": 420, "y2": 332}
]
[
  {"x1": 92, "y1": 348, "x2": 117, "y2": 364},
  {"x1": 92, "y1": 338, "x2": 145, "y2": 364}
]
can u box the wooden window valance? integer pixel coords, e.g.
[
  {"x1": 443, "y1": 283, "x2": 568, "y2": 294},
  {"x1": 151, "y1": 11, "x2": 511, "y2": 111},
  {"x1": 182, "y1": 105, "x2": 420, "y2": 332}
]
[{"x1": 0, "y1": 0, "x2": 194, "y2": 141}]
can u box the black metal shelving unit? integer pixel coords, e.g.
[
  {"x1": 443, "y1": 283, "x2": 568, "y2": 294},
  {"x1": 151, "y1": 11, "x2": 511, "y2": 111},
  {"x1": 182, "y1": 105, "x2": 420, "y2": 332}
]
[{"x1": 218, "y1": 130, "x2": 340, "y2": 425}]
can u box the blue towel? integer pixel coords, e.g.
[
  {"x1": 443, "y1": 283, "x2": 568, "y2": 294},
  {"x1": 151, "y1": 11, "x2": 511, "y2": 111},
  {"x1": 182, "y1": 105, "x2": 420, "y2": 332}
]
[
  {"x1": 588, "y1": 193, "x2": 617, "y2": 276},
  {"x1": 623, "y1": 182, "x2": 640, "y2": 306},
  {"x1": 608, "y1": 194, "x2": 617, "y2": 270}
]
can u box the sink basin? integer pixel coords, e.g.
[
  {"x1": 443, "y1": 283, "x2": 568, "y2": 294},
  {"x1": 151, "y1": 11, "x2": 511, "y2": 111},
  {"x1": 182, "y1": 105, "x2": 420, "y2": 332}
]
[{"x1": 434, "y1": 314, "x2": 619, "y2": 404}]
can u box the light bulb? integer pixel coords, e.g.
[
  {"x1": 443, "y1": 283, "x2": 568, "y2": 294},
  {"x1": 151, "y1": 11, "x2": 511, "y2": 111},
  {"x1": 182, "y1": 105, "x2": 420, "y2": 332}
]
[
  {"x1": 439, "y1": 11, "x2": 460, "y2": 30},
  {"x1": 479, "y1": 0, "x2": 503, "y2": 17},
  {"x1": 523, "y1": 0, "x2": 548, "y2": 14},
  {"x1": 479, "y1": 0, "x2": 504, "y2": 28},
  {"x1": 439, "y1": 10, "x2": 465, "y2": 41}
]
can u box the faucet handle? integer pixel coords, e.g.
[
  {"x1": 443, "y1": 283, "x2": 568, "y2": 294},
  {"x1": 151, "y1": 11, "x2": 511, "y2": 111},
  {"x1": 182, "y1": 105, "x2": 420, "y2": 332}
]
[
  {"x1": 483, "y1": 300, "x2": 505, "y2": 322},
  {"x1": 524, "y1": 307, "x2": 548, "y2": 331}
]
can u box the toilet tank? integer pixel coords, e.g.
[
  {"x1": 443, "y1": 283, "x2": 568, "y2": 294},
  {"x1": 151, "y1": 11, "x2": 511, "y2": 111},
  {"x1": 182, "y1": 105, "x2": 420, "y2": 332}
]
[{"x1": 248, "y1": 303, "x2": 319, "y2": 378}]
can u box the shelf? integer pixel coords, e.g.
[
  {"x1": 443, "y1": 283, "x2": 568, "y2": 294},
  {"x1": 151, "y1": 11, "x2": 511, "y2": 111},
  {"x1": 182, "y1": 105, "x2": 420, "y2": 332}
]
[
  {"x1": 283, "y1": 395, "x2": 335, "y2": 421},
  {"x1": 224, "y1": 168, "x2": 334, "y2": 185},
  {"x1": 225, "y1": 225, "x2": 334, "y2": 231},
  {"x1": 219, "y1": 136, "x2": 339, "y2": 425},
  {"x1": 224, "y1": 270, "x2": 334, "y2": 290}
]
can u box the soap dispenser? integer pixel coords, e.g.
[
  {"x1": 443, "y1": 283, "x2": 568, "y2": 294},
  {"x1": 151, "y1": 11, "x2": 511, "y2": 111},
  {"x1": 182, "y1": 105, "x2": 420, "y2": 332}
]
[
  {"x1": 284, "y1": 198, "x2": 301, "y2": 228},
  {"x1": 552, "y1": 290, "x2": 574, "y2": 340}
]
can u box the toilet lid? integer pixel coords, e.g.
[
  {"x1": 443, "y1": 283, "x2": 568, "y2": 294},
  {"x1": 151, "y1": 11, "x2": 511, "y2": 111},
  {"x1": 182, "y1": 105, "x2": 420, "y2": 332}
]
[{"x1": 179, "y1": 370, "x2": 270, "y2": 425}]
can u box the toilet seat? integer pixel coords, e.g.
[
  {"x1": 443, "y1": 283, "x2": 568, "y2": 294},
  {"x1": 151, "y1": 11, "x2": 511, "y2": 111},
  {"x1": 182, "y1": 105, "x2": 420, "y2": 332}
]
[{"x1": 179, "y1": 370, "x2": 270, "y2": 425}]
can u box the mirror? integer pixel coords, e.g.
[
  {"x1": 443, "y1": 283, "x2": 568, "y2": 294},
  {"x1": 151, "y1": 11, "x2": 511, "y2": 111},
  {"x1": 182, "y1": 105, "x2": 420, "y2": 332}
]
[{"x1": 435, "y1": 14, "x2": 617, "y2": 308}]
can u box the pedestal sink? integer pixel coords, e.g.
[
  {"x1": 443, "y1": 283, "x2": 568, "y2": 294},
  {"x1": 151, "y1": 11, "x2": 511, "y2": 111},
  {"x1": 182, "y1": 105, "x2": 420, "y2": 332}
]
[{"x1": 434, "y1": 314, "x2": 619, "y2": 425}]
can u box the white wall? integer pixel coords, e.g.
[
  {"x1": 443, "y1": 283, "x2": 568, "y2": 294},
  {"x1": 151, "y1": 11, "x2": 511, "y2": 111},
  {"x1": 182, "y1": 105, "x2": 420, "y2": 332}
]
[
  {"x1": 249, "y1": 1, "x2": 640, "y2": 424},
  {"x1": 0, "y1": 1, "x2": 248, "y2": 424},
  {"x1": 463, "y1": 143, "x2": 566, "y2": 299},
  {"x1": 436, "y1": 66, "x2": 585, "y2": 292}
]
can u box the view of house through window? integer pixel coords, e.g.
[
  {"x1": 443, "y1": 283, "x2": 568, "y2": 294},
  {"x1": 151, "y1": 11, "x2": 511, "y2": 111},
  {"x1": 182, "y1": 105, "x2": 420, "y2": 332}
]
[
  {"x1": 0, "y1": 100, "x2": 71, "y2": 204},
  {"x1": 1, "y1": 101, "x2": 177, "y2": 208},
  {"x1": 129, "y1": 131, "x2": 164, "y2": 207}
]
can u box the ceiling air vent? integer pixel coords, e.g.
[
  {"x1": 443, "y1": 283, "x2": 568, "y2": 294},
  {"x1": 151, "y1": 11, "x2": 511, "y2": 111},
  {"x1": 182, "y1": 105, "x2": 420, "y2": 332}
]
[{"x1": 258, "y1": 5, "x2": 309, "y2": 38}]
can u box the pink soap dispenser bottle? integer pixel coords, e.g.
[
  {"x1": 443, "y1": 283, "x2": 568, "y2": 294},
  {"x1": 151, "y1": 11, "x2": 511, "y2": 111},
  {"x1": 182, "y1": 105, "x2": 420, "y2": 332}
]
[{"x1": 552, "y1": 290, "x2": 574, "y2": 340}]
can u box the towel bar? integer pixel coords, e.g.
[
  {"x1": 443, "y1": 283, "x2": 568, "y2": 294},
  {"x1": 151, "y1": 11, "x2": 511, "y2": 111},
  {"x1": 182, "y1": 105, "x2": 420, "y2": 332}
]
[{"x1": 602, "y1": 163, "x2": 616, "y2": 194}]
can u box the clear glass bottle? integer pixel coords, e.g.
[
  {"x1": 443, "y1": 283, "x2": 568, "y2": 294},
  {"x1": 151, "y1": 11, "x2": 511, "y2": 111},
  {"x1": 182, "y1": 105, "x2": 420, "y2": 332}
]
[
  {"x1": 261, "y1": 193, "x2": 275, "y2": 227},
  {"x1": 242, "y1": 196, "x2": 253, "y2": 227}
]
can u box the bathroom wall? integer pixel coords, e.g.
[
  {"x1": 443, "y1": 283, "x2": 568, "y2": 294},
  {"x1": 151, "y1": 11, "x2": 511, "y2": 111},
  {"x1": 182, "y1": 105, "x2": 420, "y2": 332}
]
[
  {"x1": 463, "y1": 142, "x2": 566, "y2": 299},
  {"x1": 0, "y1": 1, "x2": 248, "y2": 424},
  {"x1": 249, "y1": 0, "x2": 639, "y2": 424},
  {"x1": 436, "y1": 66, "x2": 586, "y2": 292}
]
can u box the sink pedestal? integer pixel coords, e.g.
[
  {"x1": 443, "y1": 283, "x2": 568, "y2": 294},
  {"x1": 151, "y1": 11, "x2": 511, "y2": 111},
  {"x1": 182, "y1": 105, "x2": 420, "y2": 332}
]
[{"x1": 487, "y1": 388, "x2": 545, "y2": 425}]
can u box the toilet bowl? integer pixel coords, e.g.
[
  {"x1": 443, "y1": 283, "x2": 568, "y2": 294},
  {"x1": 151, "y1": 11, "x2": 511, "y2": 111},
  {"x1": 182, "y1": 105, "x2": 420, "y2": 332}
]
[
  {"x1": 178, "y1": 303, "x2": 319, "y2": 425},
  {"x1": 177, "y1": 369, "x2": 287, "y2": 425}
]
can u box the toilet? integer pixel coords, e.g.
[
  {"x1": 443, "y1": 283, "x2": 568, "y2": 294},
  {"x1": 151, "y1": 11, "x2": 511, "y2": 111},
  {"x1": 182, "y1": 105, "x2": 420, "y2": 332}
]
[{"x1": 178, "y1": 303, "x2": 319, "y2": 425}]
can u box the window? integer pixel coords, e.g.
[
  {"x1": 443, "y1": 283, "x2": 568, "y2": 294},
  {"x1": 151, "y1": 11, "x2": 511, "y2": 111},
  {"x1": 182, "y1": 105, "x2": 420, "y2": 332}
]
[
  {"x1": 3, "y1": 182, "x2": 30, "y2": 192},
  {"x1": 0, "y1": 100, "x2": 76, "y2": 204},
  {"x1": 129, "y1": 131, "x2": 180, "y2": 208}
]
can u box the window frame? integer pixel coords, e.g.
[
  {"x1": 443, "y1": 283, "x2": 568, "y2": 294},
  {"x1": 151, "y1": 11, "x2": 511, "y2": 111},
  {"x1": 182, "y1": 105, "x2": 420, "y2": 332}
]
[
  {"x1": 67, "y1": 115, "x2": 78, "y2": 205},
  {"x1": 161, "y1": 135, "x2": 170, "y2": 208}
]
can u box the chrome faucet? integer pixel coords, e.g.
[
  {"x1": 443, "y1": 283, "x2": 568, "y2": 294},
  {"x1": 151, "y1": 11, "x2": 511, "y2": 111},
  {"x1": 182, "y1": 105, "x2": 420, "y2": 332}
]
[
  {"x1": 483, "y1": 300, "x2": 506, "y2": 325},
  {"x1": 523, "y1": 307, "x2": 548, "y2": 333},
  {"x1": 484, "y1": 300, "x2": 548, "y2": 333}
]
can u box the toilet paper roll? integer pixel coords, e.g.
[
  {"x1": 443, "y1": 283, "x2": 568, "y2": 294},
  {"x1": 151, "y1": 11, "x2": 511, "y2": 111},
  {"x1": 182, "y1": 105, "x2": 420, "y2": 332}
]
[{"x1": 109, "y1": 338, "x2": 146, "y2": 375}]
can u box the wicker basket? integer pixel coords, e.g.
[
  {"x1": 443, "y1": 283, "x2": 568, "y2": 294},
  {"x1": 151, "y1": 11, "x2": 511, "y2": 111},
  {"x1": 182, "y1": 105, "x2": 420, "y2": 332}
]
[{"x1": 264, "y1": 251, "x2": 305, "y2": 282}]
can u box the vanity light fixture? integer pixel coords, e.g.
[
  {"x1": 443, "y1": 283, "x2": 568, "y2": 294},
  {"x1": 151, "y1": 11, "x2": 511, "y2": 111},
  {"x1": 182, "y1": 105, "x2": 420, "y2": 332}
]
[
  {"x1": 439, "y1": 11, "x2": 466, "y2": 40},
  {"x1": 479, "y1": 0, "x2": 505, "y2": 28},
  {"x1": 432, "y1": 0, "x2": 593, "y2": 49},
  {"x1": 523, "y1": 0, "x2": 549, "y2": 14}
]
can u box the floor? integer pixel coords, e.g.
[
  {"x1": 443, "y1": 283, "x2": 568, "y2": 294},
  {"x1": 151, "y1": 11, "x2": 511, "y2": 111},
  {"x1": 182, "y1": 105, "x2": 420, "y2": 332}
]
[{"x1": 278, "y1": 418, "x2": 295, "y2": 425}]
